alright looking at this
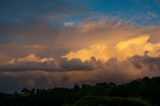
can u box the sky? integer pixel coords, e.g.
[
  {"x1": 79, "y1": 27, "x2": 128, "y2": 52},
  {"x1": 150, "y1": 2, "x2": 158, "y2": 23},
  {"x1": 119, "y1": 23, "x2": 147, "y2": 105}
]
[{"x1": 0, "y1": 0, "x2": 160, "y2": 92}]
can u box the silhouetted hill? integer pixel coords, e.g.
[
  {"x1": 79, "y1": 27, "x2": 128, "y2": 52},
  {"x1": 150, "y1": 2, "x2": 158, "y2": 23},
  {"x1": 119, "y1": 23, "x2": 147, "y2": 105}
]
[
  {"x1": 0, "y1": 76, "x2": 160, "y2": 106},
  {"x1": 73, "y1": 96, "x2": 150, "y2": 106}
]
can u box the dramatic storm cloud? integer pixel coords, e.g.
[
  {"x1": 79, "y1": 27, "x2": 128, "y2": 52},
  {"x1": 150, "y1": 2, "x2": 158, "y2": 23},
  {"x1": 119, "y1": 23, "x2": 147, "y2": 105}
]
[{"x1": 0, "y1": 0, "x2": 160, "y2": 92}]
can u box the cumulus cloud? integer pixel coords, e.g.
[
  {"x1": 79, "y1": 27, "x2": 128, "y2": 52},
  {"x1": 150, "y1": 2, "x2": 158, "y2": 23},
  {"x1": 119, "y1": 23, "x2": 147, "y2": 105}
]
[
  {"x1": 0, "y1": 54, "x2": 58, "y2": 72},
  {"x1": 1, "y1": 16, "x2": 160, "y2": 92},
  {"x1": 63, "y1": 35, "x2": 160, "y2": 62},
  {"x1": 0, "y1": 54, "x2": 92, "y2": 72},
  {"x1": 130, "y1": 55, "x2": 160, "y2": 73},
  {"x1": 56, "y1": 55, "x2": 160, "y2": 86},
  {"x1": 1, "y1": 53, "x2": 160, "y2": 92},
  {"x1": 1, "y1": 55, "x2": 160, "y2": 92}
]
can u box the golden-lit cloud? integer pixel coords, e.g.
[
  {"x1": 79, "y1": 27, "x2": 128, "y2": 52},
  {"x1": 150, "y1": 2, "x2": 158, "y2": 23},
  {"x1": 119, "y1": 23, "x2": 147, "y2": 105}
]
[
  {"x1": 116, "y1": 35, "x2": 150, "y2": 51},
  {"x1": 63, "y1": 34, "x2": 160, "y2": 62},
  {"x1": 1, "y1": 17, "x2": 160, "y2": 91},
  {"x1": 0, "y1": 54, "x2": 92, "y2": 72},
  {"x1": 116, "y1": 35, "x2": 160, "y2": 60},
  {"x1": 8, "y1": 54, "x2": 55, "y2": 64},
  {"x1": 62, "y1": 44, "x2": 110, "y2": 62}
]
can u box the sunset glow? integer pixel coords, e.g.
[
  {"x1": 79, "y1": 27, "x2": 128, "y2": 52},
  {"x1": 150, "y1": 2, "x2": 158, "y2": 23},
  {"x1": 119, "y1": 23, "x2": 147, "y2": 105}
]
[
  {"x1": 0, "y1": 0, "x2": 160, "y2": 92},
  {"x1": 63, "y1": 35, "x2": 160, "y2": 62}
]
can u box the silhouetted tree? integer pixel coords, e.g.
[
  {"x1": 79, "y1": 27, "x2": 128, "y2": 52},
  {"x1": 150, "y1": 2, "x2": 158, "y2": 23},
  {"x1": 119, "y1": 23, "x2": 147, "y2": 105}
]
[{"x1": 1, "y1": 76, "x2": 160, "y2": 106}]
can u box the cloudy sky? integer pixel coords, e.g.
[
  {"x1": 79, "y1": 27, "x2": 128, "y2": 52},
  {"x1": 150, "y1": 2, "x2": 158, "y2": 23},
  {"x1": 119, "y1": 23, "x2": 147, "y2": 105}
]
[{"x1": 0, "y1": 0, "x2": 160, "y2": 92}]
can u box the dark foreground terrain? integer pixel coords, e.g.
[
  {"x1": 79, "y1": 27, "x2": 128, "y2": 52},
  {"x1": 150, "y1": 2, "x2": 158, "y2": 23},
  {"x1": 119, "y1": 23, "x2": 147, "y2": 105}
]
[{"x1": 0, "y1": 77, "x2": 160, "y2": 106}]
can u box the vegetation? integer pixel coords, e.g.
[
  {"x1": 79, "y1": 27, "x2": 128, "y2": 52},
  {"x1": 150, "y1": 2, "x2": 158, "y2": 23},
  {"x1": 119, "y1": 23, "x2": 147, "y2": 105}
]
[
  {"x1": 0, "y1": 76, "x2": 160, "y2": 106},
  {"x1": 73, "y1": 96, "x2": 150, "y2": 106}
]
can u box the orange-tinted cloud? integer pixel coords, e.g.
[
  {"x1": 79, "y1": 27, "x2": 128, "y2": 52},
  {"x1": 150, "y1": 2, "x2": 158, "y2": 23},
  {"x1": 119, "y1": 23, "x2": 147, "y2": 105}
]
[
  {"x1": 63, "y1": 34, "x2": 160, "y2": 62},
  {"x1": 0, "y1": 17, "x2": 160, "y2": 92}
]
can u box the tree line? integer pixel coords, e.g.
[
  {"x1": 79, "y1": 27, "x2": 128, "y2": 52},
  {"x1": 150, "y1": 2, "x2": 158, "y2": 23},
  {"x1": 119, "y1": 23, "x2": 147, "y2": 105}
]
[{"x1": 0, "y1": 76, "x2": 160, "y2": 106}]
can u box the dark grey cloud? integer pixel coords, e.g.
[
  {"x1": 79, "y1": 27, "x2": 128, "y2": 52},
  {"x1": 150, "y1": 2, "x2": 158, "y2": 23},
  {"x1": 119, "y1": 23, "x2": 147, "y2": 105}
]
[
  {"x1": 1, "y1": 54, "x2": 160, "y2": 92},
  {"x1": 60, "y1": 58, "x2": 92, "y2": 71},
  {"x1": 0, "y1": 54, "x2": 92, "y2": 72},
  {"x1": 130, "y1": 55, "x2": 160, "y2": 72},
  {"x1": 0, "y1": 62, "x2": 57, "y2": 72}
]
